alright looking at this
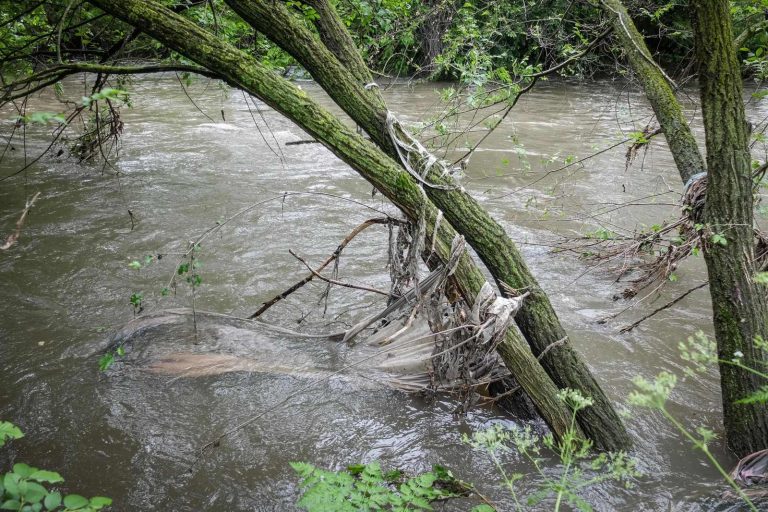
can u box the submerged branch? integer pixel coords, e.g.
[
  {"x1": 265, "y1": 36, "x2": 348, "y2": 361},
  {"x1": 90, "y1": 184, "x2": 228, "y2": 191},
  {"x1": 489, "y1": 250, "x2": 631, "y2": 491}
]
[
  {"x1": 618, "y1": 282, "x2": 709, "y2": 333},
  {"x1": 250, "y1": 217, "x2": 399, "y2": 318},
  {"x1": 289, "y1": 249, "x2": 391, "y2": 297},
  {"x1": 1, "y1": 192, "x2": 42, "y2": 250}
]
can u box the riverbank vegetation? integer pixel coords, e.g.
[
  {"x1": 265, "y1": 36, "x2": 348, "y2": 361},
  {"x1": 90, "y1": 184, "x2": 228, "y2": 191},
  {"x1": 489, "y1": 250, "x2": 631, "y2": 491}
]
[{"x1": 1, "y1": 0, "x2": 768, "y2": 509}]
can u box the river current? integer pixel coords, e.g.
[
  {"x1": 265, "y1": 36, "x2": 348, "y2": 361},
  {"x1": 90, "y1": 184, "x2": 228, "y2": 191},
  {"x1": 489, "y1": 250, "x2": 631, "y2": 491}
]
[{"x1": 1, "y1": 75, "x2": 767, "y2": 510}]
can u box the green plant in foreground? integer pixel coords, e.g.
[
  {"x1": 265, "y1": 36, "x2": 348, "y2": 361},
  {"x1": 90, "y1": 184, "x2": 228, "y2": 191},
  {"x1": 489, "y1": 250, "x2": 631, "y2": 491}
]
[
  {"x1": 291, "y1": 461, "x2": 473, "y2": 511},
  {"x1": 463, "y1": 389, "x2": 640, "y2": 512},
  {"x1": 1, "y1": 422, "x2": 111, "y2": 512},
  {"x1": 629, "y1": 331, "x2": 768, "y2": 512},
  {"x1": 97, "y1": 346, "x2": 125, "y2": 372},
  {"x1": 0, "y1": 423, "x2": 23, "y2": 448}
]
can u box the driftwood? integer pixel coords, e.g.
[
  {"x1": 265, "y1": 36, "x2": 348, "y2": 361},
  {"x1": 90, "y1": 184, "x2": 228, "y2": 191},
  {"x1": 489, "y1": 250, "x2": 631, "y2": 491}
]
[
  {"x1": 1, "y1": 192, "x2": 41, "y2": 250},
  {"x1": 92, "y1": 0, "x2": 590, "y2": 446}
]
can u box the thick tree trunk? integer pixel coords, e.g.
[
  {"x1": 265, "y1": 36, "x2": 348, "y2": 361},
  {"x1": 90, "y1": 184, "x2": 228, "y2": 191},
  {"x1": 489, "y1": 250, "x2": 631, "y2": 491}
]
[
  {"x1": 691, "y1": 0, "x2": 768, "y2": 457},
  {"x1": 224, "y1": 0, "x2": 631, "y2": 451},
  {"x1": 87, "y1": 0, "x2": 577, "y2": 442},
  {"x1": 601, "y1": 0, "x2": 768, "y2": 456}
]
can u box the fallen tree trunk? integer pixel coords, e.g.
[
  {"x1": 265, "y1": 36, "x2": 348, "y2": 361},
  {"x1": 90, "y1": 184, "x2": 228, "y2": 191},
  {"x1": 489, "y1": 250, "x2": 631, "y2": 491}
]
[
  {"x1": 88, "y1": 0, "x2": 578, "y2": 442},
  {"x1": 222, "y1": 0, "x2": 631, "y2": 451}
]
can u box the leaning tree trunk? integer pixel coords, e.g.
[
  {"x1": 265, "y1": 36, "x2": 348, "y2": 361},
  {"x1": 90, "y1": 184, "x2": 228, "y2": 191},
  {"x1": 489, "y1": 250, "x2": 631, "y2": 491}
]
[
  {"x1": 599, "y1": 0, "x2": 706, "y2": 183},
  {"x1": 224, "y1": 0, "x2": 631, "y2": 451},
  {"x1": 87, "y1": 0, "x2": 578, "y2": 442},
  {"x1": 691, "y1": 0, "x2": 768, "y2": 457}
]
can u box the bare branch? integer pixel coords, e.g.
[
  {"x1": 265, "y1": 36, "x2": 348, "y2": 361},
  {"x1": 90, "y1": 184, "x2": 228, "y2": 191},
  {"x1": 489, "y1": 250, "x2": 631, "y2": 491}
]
[
  {"x1": 250, "y1": 217, "x2": 398, "y2": 318},
  {"x1": 619, "y1": 282, "x2": 709, "y2": 333},
  {"x1": 289, "y1": 249, "x2": 391, "y2": 297}
]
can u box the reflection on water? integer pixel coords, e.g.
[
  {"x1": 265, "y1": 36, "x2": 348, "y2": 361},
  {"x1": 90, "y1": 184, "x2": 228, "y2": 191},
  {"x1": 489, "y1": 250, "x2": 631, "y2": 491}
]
[{"x1": 1, "y1": 75, "x2": 767, "y2": 510}]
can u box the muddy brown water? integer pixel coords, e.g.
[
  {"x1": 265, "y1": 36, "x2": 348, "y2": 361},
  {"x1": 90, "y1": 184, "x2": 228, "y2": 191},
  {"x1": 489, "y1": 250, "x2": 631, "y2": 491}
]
[{"x1": 1, "y1": 75, "x2": 767, "y2": 510}]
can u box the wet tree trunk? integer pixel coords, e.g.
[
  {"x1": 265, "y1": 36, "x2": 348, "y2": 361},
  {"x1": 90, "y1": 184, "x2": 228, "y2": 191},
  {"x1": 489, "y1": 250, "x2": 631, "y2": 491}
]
[
  {"x1": 691, "y1": 0, "x2": 768, "y2": 457},
  {"x1": 600, "y1": 0, "x2": 768, "y2": 456},
  {"x1": 223, "y1": 0, "x2": 631, "y2": 452},
  {"x1": 87, "y1": 0, "x2": 578, "y2": 442},
  {"x1": 599, "y1": 0, "x2": 706, "y2": 183}
]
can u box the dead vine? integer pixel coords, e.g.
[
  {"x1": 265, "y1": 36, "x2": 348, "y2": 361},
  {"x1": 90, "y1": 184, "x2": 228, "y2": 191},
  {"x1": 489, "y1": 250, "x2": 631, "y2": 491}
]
[{"x1": 558, "y1": 169, "x2": 768, "y2": 302}]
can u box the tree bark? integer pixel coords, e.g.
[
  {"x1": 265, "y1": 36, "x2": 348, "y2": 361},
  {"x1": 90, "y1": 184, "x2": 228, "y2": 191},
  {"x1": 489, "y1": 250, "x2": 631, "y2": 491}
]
[
  {"x1": 599, "y1": 0, "x2": 706, "y2": 183},
  {"x1": 691, "y1": 0, "x2": 768, "y2": 457},
  {"x1": 87, "y1": 0, "x2": 578, "y2": 442},
  {"x1": 224, "y1": 0, "x2": 631, "y2": 452},
  {"x1": 599, "y1": 0, "x2": 768, "y2": 456}
]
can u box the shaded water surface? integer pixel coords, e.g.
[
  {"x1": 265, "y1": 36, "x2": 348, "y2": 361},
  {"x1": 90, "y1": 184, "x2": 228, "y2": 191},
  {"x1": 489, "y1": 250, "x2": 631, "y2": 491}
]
[{"x1": 2, "y1": 76, "x2": 767, "y2": 510}]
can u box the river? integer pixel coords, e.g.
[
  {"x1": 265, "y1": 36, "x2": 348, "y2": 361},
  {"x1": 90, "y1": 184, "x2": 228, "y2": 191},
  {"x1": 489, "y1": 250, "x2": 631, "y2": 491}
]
[{"x1": 1, "y1": 75, "x2": 767, "y2": 510}]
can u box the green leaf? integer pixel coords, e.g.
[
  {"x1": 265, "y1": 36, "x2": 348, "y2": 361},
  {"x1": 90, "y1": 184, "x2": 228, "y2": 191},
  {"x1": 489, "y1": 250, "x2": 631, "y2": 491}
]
[
  {"x1": 13, "y1": 463, "x2": 36, "y2": 478},
  {"x1": 44, "y1": 492, "x2": 62, "y2": 510},
  {"x1": 471, "y1": 506, "x2": 496, "y2": 512},
  {"x1": 0, "y1": 421, "x2": 24, "y2": 447},
  {"x1": 29, "y1": 470, "x2": 64, "y2": 484},
  {"x1": 735, "y1": 385, "x2": 768, "y2": 405},
  {"x1": 22, "y1": 482, "x2": 48, "y2": 503},
  {"x1": 98, "y1": 353, "x2": 115, "y2": 372},
  {"x1": 346, "y1": 464, "x2": 366, "y2": 475},
  {"x1": 710, "y1": 233, "x2": 728, "y2": 246},
  {"x1": 3, "y1": 473, "x2": 20, "y2": 496},
  {"x1": 88, "y1": 497, "x2": 112, "y2": 509},
  {"x1": 1, "y1": 500, "x2": 21, "y2": 510},
  {"x1": 63, "y1": 494, "x2": 89, "y2": 509},
  {"x1": 128, "y1": 261, "x2": 142, "y2": 270}
]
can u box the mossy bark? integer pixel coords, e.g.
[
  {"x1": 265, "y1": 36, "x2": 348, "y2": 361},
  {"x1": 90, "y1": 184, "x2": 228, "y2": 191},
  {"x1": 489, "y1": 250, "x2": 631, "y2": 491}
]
[
  {"x1": 600, "y1": 0, "x2": 706, "y2": 183},
  {"x1": 87, "y1": 0, "x2": 577, "y2": 441},
  {"x1": 602, "y1": 0, "x2": 768, "y2": 456},
  {"x1": 691, "y1": 0, "x2": 768, "y2": 457},
  {"x1": 223, "y1": 0, "x2": 630, "y2": 451}
]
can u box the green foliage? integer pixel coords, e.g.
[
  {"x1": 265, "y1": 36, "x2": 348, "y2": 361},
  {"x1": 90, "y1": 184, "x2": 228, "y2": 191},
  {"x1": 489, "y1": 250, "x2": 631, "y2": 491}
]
[
  {"x1": 80, "y1": 89, "x2": 129, "y2": 108},
  {"x1": 98, "y1": 346, "x2": 124, "y2": 372},
  {"x1": 335, "y1": 0, "x2": 416, "y2": 75},
  {"x1": 129, "y1": 293, "x2": 143, "y2": 314},
  {"x1": 291, "y1": 461, "x2": 468, "y2": 511},
  {"x1": 17, "y1": 113, "x2": 66, "y2": 126},
  {"x1": 585, "y1": 227, "x2": 618, "y2": 241},
  {"x1": 628, "y1": 131, "x2": 650, "y2": 144},
  {"x1": 0, "y1": 424, "x2": 23, "y2": 449},
  {"x1": 0, "y1": 423, "x2": 111, "y2": 512},
  {"x1": 464, "y1": 389, "x2": 639, "y2": 511},
  {"x1": 733, "y1": 0, "x2": 768, "y2": 79},
  {"x1": 709, "y1": 233, "x2": 728, "y2": 246}
]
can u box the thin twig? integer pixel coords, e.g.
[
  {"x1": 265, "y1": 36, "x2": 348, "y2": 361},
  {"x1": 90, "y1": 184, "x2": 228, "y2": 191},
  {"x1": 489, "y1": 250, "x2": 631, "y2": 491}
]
[
  {"x1": 289, "y1": 249, "x2": 390, "y2": 296},
  {"x1": 619, "y1": 282, "x2": 709, "y2": 333},
  {"x1": 250, "y1": 217, "x2": 397, "y2": 318}
]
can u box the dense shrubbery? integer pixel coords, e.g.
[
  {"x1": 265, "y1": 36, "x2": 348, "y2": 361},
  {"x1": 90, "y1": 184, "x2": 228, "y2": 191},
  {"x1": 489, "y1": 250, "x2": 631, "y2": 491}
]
[{"x1": 2, "y1": 0, "x2": 765, "y2": 82}]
